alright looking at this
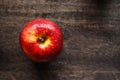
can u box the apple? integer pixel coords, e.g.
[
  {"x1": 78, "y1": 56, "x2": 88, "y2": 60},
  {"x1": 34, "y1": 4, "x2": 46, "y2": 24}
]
[{"x1": 19, "y1": 18, "x2": 63, "y2": 62}]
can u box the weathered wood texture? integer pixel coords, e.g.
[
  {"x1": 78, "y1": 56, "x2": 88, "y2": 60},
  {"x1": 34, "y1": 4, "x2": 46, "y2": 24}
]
[{"x1": 0, "y1": 0, "x2": 120, "y2": 80}]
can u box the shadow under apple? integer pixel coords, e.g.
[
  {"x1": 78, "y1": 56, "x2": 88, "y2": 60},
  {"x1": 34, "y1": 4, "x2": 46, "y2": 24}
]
[{"x1": 31, "y1": 59, "x2": 62, "y2": 80}]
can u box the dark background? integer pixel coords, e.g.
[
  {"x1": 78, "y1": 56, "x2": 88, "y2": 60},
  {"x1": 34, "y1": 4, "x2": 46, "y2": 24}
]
[{"x1": 0, "y1": 0, "x2": 120, "y2": 80}]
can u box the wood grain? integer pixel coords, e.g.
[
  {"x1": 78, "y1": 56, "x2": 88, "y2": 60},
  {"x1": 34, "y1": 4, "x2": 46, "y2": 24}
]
[{"x1": 0, "y1": 0, "x2": 120, "y2": 80}]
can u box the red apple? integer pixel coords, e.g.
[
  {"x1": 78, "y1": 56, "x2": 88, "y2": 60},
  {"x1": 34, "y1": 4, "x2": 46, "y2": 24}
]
[{"x1": 19, "y1": 18, "x2": 63, "y2": 62}]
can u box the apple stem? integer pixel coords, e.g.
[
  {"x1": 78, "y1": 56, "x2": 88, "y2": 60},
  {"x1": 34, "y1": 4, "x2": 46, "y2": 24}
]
[{"x1": 37, "y1": 36, "x2": 46, "y2": 43}]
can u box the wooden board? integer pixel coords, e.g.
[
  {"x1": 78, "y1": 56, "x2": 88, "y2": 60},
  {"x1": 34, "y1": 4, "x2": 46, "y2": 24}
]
[{"x1": 0, "y1": 0, "x2": 120, "y2": 80}]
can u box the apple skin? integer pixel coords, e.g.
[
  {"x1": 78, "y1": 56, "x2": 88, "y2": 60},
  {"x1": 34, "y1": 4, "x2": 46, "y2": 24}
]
[{"x1": 19, "y1": 18, "x2": 63, "y2": 62}]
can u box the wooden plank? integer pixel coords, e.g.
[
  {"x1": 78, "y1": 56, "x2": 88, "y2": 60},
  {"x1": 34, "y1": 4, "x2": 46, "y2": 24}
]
[{"x1": 0, "y1": 0, "x2": 120, "y2": 80}]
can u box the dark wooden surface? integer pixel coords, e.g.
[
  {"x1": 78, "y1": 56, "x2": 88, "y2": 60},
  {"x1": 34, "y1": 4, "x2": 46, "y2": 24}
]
[{"x1": 0, "y1": 0, "x2": 120, "y2": 80}]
